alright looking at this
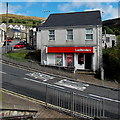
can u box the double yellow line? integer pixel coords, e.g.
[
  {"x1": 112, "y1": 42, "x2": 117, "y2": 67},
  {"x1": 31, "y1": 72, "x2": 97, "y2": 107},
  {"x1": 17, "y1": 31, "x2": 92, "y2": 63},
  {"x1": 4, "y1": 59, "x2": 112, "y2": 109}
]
[{"x1": 1, "y1": 88, "x2": 94, "y2": 119}]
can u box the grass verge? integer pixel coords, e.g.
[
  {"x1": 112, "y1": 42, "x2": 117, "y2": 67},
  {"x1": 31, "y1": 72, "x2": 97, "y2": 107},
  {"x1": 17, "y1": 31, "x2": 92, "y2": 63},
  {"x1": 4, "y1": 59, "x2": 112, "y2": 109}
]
[
  {"x1": 0, "y1": 91, "x2": 2, "y2": 102},
  {"x1": 5, "y1": 50, "x2": 30, "y2": 62}
]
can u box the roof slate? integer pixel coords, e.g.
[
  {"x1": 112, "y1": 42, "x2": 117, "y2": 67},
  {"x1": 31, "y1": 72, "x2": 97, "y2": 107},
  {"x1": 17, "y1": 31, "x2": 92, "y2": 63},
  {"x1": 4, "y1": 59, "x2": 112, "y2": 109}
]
[{"x1": 40, "y1": 11, "x2": 102, "y2": 28}]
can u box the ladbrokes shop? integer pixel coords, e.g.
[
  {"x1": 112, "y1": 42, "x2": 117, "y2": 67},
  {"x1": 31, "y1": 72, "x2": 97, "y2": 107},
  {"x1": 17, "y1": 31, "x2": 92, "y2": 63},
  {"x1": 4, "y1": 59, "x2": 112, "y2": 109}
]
[{"x1": 44, "y1": 46, "x2": 97, "y2": 71}]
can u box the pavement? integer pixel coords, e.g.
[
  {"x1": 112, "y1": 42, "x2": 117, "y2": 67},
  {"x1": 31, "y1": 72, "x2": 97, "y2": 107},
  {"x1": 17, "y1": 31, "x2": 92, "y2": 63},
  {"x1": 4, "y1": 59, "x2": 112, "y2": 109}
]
[{"x1": 1, "y1": 90, "x2": 74, "y2": 119}]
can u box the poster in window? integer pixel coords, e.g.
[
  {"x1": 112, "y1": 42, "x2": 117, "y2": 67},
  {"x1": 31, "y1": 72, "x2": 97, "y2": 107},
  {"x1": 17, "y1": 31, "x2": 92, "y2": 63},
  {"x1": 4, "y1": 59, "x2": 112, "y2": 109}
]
[
  {"x1": 56, "y1": 54, "x2": 63, "y2": 66},
  {"x1": 66, "y1": 54, "x2": 73, "y2": 67}
]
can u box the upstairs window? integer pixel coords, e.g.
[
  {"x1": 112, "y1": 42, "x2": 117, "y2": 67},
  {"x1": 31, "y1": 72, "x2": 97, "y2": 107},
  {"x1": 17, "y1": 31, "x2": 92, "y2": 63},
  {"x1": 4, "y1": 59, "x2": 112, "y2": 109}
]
[
  {"x1": 86, "y1": 28, "x2": 93, "y2": 40},
  {"x1": 106, "y1": 37, "x2": 110, "y2": 43},
  {"x1": 49, "y1": 30, "x2": 55, "y2": 40},
  {"x1": 67, "y1": 29, "x2": 73, "y2": 40}
]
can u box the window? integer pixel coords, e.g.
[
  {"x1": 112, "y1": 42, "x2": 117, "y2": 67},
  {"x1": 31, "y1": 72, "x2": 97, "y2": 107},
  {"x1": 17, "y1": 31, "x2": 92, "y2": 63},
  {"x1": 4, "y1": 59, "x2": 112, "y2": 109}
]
[
  {"x1": 67, "y1": 29, "x2": 73, "y2": 40},
  {"x1": 66, "y1": 54, "x2": 73, "y2": 67},
  {"x1": 106, "y1": 37, "x2": 110, "y2": 43},
  {"x1": 55, "y1": 54, "x2": 63, "y2": 66},
  {"x1": 49, "y1": 30, "x2": 55, "y2": 40},
  {"x1": 86, "y1": 28, "x2": 93, "y2": 40}
]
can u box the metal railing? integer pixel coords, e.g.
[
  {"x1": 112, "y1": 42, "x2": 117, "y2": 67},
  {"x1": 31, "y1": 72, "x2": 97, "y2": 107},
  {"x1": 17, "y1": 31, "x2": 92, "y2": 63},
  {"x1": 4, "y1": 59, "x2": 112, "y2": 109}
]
[
  {"x1": 41, "y1": 84, "x2": 105, "y2": 119},
  {"x1": 2, "y1": 45, "x2": 13, "y2": 54}
]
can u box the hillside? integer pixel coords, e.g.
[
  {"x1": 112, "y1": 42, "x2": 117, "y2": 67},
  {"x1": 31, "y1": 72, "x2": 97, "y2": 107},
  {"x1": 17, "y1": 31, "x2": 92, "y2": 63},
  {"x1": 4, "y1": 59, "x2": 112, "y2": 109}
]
[
  {"x1": 103, "y1": 18, "x2": 120, "y2": 35},
  {"x1": 0, "y1": 14, "x2": 46, "y2": 27}
]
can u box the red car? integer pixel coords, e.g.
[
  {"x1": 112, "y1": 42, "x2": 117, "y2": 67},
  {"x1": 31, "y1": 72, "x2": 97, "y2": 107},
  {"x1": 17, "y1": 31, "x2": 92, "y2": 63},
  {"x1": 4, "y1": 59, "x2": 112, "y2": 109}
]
[
  {"x1": 7, "y1": 39, "x2": 12, "y2": 42},
  {"x1": 14, "y1": 43, "x2": 25, "y2": 49}
]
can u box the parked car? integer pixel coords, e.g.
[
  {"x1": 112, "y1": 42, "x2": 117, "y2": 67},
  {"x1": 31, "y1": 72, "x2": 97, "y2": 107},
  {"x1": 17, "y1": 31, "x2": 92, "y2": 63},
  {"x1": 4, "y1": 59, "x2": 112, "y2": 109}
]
[
  {"x1": 7, "y1": 39, "x2": 12, "y2": 42},
  {"x1": 14, "y1": 43, "x2": 25, "y2": 49},
  {"x1": 7, "y1": 37, "x2": 13, "y2": 42}
]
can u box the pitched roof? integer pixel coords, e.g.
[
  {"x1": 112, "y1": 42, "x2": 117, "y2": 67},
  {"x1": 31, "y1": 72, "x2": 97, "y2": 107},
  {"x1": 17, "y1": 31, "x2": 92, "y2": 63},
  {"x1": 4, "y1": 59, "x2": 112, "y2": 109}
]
[
  {"x1": 11, "y1": 29, "x2": 21, "y2": 32},
  {"x1": 40, "y1": 10, "x2": 102, "y2": 28}
]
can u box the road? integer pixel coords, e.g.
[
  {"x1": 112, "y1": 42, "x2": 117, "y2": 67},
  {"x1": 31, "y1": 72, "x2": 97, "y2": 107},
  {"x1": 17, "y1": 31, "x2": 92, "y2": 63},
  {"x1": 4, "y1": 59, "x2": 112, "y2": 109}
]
[{"x1": 1, "y1": 62, "x2": 120, "y2": 119}]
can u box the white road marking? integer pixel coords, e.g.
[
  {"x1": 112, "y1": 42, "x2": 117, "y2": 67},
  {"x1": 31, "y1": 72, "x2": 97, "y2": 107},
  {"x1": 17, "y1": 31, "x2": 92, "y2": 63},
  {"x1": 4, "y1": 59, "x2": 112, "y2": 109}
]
[
  {"x1": 24, "y1": 77, "x2": 65, "y2": 90},
  {"x1": 89, "y1": 94, "x2": 120, "y2": 103},
  {"x1": 0, "y1": 71, "x2": 7, "y2": 74},
  {"x1": 26, "y1": 72, "x2": 55, "y2": 81},
  {"x1": 55, "y1": 79, "x2": 89, "y2": 91}
]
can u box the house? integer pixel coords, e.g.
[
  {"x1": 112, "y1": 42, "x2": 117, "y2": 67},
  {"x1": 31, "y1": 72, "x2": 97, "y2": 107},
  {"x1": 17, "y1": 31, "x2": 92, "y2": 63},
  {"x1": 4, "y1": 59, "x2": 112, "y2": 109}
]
[
  {"x1": 7, "y1": 29, "x2": 22, "y2": 39},
  {"x1": 102, "y1": 34, "x2": 116, "y2": 49},
  {"x1": 8, "y1": 24, "x2": 26, "y2": 31},
  {"x1": 0, "y1": 23, "x2": 6, "y2": 45},
  {"x1": 36, "y1": 11, "x2": 102, "y2": 72}
]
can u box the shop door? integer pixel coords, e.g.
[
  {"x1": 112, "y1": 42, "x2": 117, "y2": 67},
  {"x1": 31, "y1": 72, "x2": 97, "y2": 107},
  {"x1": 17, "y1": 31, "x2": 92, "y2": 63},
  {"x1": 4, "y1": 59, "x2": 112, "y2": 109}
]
[
  {"x1": 85, "y1": 54, "x2": 92, "y2": 70},
  {"x1": 78, "y1": 54, "x2": 85, "y2": 69}
]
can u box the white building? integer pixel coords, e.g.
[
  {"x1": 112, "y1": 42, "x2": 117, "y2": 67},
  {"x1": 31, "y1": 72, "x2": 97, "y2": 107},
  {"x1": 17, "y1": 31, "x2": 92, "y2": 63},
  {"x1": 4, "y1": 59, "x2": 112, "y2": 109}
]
[
  {"x1": 102, "y1": 34, "x2": 116, "y2": 49},
  {"x1": 36, "y1": 11, "x2": 102, "y2": 72},
  {"x1": 8, "y1": 24, "x2": 26, "y2": 31},
  {"x1": 0, "y1": 23, "x2": 6, "y2": 44}
]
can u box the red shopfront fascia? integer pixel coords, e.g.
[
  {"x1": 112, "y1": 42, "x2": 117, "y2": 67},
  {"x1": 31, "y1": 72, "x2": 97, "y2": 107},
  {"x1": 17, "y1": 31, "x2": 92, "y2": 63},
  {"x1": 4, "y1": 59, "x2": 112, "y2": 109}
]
[{"x1": 47, "y1": 47, "x2": 94, "y2": 53}]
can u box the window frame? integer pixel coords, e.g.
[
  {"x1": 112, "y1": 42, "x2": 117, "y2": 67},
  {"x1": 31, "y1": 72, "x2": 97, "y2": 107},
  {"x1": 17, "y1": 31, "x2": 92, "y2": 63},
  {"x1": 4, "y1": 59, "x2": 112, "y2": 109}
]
[
  {"x1": 49, "y1": 30, "x2": 55, "y2": 41},
  {"x1": 85, "y1": 28, "x2": 93, "y2": 40},
  {"x1": 66, "y1": 29, "x2": 73, "y2": 41},
  {"x1": 106, "y1": 37, "x2": 110, "y2": 43}
]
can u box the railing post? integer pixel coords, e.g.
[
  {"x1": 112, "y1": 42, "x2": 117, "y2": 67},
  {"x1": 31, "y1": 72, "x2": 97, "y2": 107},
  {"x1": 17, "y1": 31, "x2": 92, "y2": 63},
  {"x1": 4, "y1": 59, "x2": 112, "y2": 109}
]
[
  {"x1": 102, "y1": 98, "x2": 105, "y2": 117},
  {"x1": 70, "y1": 92, "x2": 74, "y2": 116},
  {"x1": 45, "y1": 84, "x2": 48, "y2": 108}
]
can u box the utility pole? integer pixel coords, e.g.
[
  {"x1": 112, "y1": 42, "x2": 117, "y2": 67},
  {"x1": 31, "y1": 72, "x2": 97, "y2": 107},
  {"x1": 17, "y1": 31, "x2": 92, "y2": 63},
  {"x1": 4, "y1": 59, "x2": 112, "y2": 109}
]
[{"x1": 6, "y1": 2, "x2": 8, "y2": 52}]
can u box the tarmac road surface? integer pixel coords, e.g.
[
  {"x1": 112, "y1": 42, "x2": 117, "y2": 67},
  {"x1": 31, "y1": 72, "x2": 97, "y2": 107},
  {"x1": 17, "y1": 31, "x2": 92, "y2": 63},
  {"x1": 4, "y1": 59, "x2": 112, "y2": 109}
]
[{"x1": 1, "y1": 62, "x2": 120, "y2": 119}]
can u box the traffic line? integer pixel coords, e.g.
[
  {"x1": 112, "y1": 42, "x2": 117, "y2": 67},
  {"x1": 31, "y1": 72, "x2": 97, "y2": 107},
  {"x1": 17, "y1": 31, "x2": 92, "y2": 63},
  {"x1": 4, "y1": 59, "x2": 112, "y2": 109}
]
[
  {"x1": 89, "y1": 94, "x2": 120, "y2": 103},
  {"x1": 1, "y1": 88, "x2": 45, "y2": 105},
  {"x1": 55, "y1": 79, "x2": 89, "y2": 91},
  {"x1": 1, "y1": 61, "x2": 85, "y2": 85},
  {"x1": 0, "y1": 71, "x2": 7, "y2": 74},
  {"x1": 24, "y1": 77, "x2": 65, "y2": 90},
  {"x1": 26, "y1": 72, "x2": 55, "y2": 81},
  {"x1": 1, "y1": 88, "x2": 94, "y2": 120}
]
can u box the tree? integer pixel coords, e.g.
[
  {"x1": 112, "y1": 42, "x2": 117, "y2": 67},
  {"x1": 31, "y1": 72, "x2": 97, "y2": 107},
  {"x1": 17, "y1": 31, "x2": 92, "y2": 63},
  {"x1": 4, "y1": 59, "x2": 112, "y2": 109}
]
[
  {"x1": 117, "y1": 35, "x2": 120, "y2": 46},
  {"x1": 103, "y1": 46, "x2": 120, "y2": 82},
  {"x1": 103, "y1": 26, "x2": 115, "y2": 34},
  {"x1": 8, "y1": 19, "x2": 13, "y2": 23}
]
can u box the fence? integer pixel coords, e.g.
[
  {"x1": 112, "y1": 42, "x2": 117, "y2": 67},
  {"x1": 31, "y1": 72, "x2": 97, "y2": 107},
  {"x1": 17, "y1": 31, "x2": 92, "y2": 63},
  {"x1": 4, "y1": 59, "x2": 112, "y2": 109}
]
[
  {"x1": 2, "y1": 45, "x2": 13, "y2": 54},
  {"x1": 38, "y1": 84, "x2": 105, "y2": 120}
]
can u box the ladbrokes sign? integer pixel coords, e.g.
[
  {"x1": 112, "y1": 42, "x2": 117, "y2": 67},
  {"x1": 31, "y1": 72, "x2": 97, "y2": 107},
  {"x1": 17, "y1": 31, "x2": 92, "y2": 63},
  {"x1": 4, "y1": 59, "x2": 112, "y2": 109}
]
[{"x1": 47, "y1": 47, "x2": 93, "y2": 53}]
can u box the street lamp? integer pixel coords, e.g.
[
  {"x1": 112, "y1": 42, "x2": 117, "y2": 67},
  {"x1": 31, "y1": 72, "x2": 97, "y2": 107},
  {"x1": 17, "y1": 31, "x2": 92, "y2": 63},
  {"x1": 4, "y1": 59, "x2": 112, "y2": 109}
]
[{"x1": 5, "y1": 2, "x2": 8, "y2": 53}]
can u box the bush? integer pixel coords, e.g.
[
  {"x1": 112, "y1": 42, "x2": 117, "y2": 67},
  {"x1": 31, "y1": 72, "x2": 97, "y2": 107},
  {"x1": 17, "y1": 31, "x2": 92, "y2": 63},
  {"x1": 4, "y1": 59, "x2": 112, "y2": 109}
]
[
  {"x1": 25, "y1": 50, "x2": 41, "y2": 62},
  {"x1": 103, "y1": 46, "x2": 120, "y2": 82}
]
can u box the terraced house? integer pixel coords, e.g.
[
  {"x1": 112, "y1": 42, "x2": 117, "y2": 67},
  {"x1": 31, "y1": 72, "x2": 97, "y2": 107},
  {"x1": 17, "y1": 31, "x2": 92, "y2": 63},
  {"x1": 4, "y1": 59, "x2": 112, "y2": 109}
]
[{"x1": 36, "y1": 10, "x2": 102, "y2": 72}]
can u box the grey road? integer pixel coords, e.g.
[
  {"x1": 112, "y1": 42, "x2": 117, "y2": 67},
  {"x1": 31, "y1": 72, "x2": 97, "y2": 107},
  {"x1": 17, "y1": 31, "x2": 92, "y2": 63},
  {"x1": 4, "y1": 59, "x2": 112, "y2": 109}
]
[{"x1": 1, "y1": 62, "x2": 120, "y2": 119}]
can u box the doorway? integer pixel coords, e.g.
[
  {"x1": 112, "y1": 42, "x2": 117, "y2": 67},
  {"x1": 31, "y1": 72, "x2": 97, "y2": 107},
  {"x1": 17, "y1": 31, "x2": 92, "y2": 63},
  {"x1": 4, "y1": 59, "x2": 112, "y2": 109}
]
[
  {"x1": 77, "y1": 54, "x2": 85, "y2": 69},
  {"x1": 85, "y1": 54, "x2": 92, "y2": 70}
]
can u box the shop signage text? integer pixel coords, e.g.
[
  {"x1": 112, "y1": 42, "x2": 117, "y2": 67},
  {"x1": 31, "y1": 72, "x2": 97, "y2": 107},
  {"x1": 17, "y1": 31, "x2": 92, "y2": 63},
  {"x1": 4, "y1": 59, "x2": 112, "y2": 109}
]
[{"x1": 47, "y1": 47, "x2": 93, "y2": 53}]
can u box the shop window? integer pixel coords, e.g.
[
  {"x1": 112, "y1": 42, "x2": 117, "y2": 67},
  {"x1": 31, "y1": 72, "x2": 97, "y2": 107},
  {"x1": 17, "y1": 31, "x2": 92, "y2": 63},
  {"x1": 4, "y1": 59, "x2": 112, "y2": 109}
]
[
  {"x1": 67, "y1": 29, "x2": 73, "y2": 40},
  {"x1": 86, "y1": 28, "x2": 93, "y2": 40},
  {"x1": 55, "y1": 54, "x2": 63, "y2": 66},
  {"x1": 49, "y1": 30, "x2": 55, "y2": 40},
  {"x1": 66, "y1": 54, "x2": 73, "y2": 67}
]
